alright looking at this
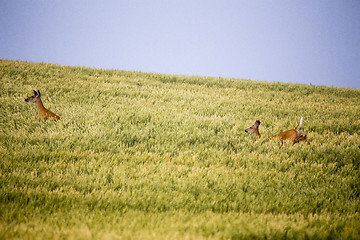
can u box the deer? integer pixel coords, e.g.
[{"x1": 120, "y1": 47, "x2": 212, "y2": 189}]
[
  {"x1": 245, "y1": 117, "x2": 307, "y2": 144},
  {"x1": 25, "y1": 90, "x2": 61, "y2": 121}
]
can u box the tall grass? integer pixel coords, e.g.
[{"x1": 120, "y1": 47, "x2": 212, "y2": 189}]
[{"x1": 0, "y1": 59, "x2": 359, "y2": 239}]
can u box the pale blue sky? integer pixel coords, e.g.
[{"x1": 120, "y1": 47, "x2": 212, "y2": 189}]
[{"x1": 1, "y1": 0, "x2": 360, "y2": 89}]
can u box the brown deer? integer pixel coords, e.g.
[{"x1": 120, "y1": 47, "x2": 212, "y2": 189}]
[
  {"x1": 25, "y1": 90, "x2": 60, "y2": 121},
  {"x1": 244, "y1": 120, "x2": 261, "y2": 138},
  {"x1": 245, "y1": 117, "x2": 307, "y2": 144}
]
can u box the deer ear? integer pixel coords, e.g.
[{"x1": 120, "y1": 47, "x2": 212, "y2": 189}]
[
  {"x1": 37, "y1": 90, "x2": 41, "y2": 97},
  {"x1": 33, "y1": 90, "x2": 38, "y2": 95}
]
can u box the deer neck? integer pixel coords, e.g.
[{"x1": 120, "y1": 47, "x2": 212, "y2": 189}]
[
  {"x1": 253, "y1": 129, "x2": 261, "y2": 138},
  {"x1": 35, "y1": 98, "x2": 46, "y2": 113}
]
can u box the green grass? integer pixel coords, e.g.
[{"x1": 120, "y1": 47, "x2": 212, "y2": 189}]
[{"x1": 0, "y1": 59, "x2": 359, "y2": 239}]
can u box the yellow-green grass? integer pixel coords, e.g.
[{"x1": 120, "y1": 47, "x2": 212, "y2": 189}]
[{"x1": 1, "y1": 59, "x2": 359, "y2": 239}]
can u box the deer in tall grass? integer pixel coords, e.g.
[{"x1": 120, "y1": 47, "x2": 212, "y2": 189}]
[
  {"x1": 25, "y1": 90, "x2": 60, "y2": 121},
  {"x1": 245, "y1": 117, "x2": 307, "y2": 144}
]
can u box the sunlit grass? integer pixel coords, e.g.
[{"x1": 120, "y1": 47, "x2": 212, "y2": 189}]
[{"x1": 1, "y1": 59, "x2": 359, "y2": 239}]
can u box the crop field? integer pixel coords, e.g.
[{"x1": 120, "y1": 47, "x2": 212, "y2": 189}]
[{"x1": 0, "y1": 59, "x2": 359, "y2": 239}]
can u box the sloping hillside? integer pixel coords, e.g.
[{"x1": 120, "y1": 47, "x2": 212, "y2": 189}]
[{"x1": 1, "y1": 59, "x2": 359, "y2": 239}]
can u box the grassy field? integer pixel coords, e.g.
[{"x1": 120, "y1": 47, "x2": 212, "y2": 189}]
[{"x1": 0, "y1": 59, "x2": 359, "y2": 239}]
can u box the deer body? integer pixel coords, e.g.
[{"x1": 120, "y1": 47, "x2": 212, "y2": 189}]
[
  {"x1": 245, "y1": 117, "x2": 306, "y2": 144},
  {"x1": 270, "y1": 117, "x2": 303, "y2": 142},
  {"x1": 25, "y1": 90, "x2": 60, "y2": 121}
]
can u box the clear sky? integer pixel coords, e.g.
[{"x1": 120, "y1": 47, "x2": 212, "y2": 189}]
[{"x1": 1, "y1": 0, "x2": 360, "y2": 89}]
